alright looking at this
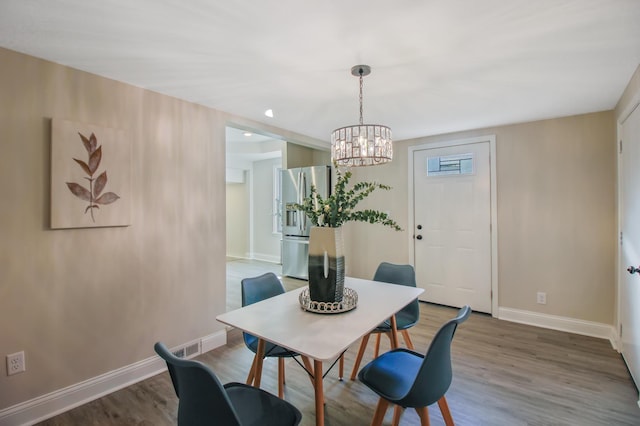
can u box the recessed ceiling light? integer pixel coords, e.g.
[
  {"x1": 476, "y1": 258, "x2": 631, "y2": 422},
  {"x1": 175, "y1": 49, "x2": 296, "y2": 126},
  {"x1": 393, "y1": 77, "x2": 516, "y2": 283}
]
[
  {"x1": 243, "y1": 132, "x2": 252, "y2": 137},
  {"x1": 264, "y1": 109, "x2": 274, "y2": 118}
]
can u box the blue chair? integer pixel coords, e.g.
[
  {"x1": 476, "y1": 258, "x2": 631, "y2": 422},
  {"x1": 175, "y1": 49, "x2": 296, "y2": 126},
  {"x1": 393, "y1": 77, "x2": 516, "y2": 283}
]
[
  {"x1": 350, "y1": 262, "x2": 420, "y2": 380},
  {"x1": 242, "y1": 272, "x2": 311, "y2": 398},
  {"x1": 154, "y1": 342, "x2": 302, "y2": 426},
  {"x1": 358, "y1": 306, "x2": 471, "y2": 426}
]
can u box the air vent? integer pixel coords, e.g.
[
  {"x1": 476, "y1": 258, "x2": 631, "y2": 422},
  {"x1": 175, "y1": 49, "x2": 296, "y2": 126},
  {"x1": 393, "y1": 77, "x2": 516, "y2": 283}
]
[
  {"x1": 170, "y1": 341, "x2": 201, "y2": 359},
  {"x1": 185, "y1": 342, "x2": 200, "y2": 357}
]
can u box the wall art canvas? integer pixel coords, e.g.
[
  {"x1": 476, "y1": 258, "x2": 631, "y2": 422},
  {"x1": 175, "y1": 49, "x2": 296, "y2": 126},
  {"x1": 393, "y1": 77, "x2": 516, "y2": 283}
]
[{"x1": 51, "y1": 119, "x2": 131, "y2": 228}]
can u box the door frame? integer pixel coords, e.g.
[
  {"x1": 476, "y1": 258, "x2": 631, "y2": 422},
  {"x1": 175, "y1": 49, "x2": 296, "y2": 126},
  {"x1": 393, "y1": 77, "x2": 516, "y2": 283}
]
[
  {"x1": 408, "y1": 135, "x2": 498, "y2": 316},
  {"x1": 609, "y1": 90, "x2": 640, "y2": 356},
  {"x1": 617, "y1": 96, "x2": 640, "y2": 355}
]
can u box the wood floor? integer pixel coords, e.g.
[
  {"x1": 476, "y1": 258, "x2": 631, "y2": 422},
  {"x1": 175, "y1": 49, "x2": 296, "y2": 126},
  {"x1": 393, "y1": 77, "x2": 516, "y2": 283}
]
[{"x1": 38, "y1": 260, "x2": 639, "y2": 426}]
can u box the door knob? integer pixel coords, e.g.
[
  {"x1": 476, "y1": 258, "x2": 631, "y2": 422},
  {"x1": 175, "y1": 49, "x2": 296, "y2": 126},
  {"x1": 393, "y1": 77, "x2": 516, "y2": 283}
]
[
  {"x1": 416, "y1": 235, "x2": 423, "y2": 240},
  {"x1": 628, "y1": 266, "x2": 640, "y2": 275}
]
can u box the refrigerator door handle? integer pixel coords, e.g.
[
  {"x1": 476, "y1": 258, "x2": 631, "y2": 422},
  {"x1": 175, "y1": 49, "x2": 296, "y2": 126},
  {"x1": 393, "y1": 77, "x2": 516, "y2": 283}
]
[{"x1": 299, "y1": 171, "x2": 306, "y2": 234}]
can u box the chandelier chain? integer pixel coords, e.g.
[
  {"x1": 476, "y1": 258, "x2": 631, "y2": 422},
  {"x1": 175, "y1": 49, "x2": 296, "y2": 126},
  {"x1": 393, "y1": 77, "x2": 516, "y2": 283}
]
[{"x1": 359, "y1": 69, "x2": 364, "y2": 125}]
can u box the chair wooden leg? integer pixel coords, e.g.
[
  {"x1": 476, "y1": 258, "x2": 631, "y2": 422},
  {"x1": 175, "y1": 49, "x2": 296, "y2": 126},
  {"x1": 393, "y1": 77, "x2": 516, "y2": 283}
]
[
  {"x1": 350, "y1": 333, "x2": 371, "y2": 380},
  {"x1": 278, "y1": 358, "x2": 285, "y2": 398},
  {"x1": 370, "y1": 398, "x2": 390, "y2": 426},
  {"x1": 339, "y1": 354, "x2": 344, "y2": 380},
  {"x1": 374, "y1": 333, "x2": 382, "y2": 358},
  {"x1": 401, "y1": 329, "x2": 415, "y2": 350},
  {"x1": 415, "y1": 406, "x2": 430, "y2": 426},
  {"x1": 437, "y1": 396, "x2": 454, "y2": 426},
  {"x1": 391, "y1": 405, "x2": 404, "y2": 426}
]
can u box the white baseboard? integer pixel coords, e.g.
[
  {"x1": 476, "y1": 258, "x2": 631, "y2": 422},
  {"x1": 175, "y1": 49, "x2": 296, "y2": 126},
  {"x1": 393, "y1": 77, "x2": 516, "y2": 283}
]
[
  {"x1": 202, "y1": 330, "x2": 227, "y2": 353},
  {"x1": 498, "y1": 307, "x2": 617, "y2": 349},
  {"x1": 251, "y1": 252, "x2": 281, "y2": 264},
  {"x1": 0, "y1": 330, "x2": 227, "y2": 426}
]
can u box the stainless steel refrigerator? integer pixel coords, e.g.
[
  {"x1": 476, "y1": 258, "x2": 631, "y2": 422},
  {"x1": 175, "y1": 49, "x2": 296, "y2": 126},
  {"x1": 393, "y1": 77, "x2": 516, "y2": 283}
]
[{"x1": 281, "y1": 165, "x2": 331, "y2": 279}]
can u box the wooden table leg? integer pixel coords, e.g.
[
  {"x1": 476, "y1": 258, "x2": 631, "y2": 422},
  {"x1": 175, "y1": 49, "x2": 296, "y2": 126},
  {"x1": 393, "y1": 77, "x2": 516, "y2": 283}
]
[
  {"x1": 246, "y1": 354, "x2": 257, "y2": 385},
  {"x1": 390, "y1": 314, "x2": 400, "y2": 349},
  {"x1": 253, "y1": 339, "x2": 266, "y2": 388},
  {"x1": 301, "y1": 356, "x2": 315, "y2": 386},
  {"x1": 313, "y1": 359, "x2": 324, "y2": 426}
]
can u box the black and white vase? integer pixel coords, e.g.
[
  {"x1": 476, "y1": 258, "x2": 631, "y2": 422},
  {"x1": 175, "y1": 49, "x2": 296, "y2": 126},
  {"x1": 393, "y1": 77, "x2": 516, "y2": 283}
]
[{"x1": 308, "y1": 226, "x2": 345, "y2": 303}]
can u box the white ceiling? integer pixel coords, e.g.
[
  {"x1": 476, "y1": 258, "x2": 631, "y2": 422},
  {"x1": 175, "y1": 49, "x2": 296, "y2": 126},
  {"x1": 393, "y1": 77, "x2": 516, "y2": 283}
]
[{"x1": 1, "y1": 0, "x2": 640, "y2": 143}]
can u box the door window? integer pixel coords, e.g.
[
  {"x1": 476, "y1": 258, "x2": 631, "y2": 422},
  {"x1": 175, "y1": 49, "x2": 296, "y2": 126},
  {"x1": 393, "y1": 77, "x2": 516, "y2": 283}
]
[{"x1": 427, "y1": 153, "x2": 474, "y2": 176}]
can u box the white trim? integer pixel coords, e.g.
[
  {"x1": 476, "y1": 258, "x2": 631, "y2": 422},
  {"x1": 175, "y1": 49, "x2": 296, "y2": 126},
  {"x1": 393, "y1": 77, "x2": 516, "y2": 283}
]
[
  {"x1": 616, "y1": 118, "x2": 624, "y2": 355},
  {"x1": 248, "y1": 166, "x2": 255, "y2": 258},
  {"x1": 498, "y1": 307, "x2": 617, "y2": 349},
  {"x1": 273, "y1": 164, "x2": 283, "y2": 234},
  {"x1": 0, "y1": 330, "x2": 227, "y2": 426},
  {"x1": 408, "y1": 135, "x2": 498, "y2": 317},
  {"x1": 489, "y1": 137, "x2": 498, "y2": 317},
  {"x1": 250, "y1": 252, "x2": 281, "y2": 264},
  {"x1": 202, "y1": 330, "x2": 228, "y2": 354},
  {"x1": 619, "y1": 89, "x2": 640, "y2": 125}
]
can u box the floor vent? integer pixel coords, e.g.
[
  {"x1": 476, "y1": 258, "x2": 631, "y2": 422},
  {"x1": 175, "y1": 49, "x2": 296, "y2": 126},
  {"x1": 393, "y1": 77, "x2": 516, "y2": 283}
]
[
  {"x1": 171, "y1": 341, "x2": 201, "y2": 359},
  {"x1": 185, "y1": 342, "x2": 200, "y2": 357}
]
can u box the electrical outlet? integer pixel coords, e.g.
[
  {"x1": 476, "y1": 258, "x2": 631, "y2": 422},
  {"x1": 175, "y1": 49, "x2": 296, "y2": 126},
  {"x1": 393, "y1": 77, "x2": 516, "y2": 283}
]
[
  {"x1": 6, "y1": 351, "x2": 25, "y2": 376},
  {"x1": 536, "y1": 292, "x2": 547, "y2": 305}
]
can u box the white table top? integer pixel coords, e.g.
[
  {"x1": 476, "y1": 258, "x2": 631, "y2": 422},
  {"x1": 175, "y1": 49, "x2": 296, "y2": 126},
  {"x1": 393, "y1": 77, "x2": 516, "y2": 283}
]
[{"x1": 216, "y1": 276, "x2": 424, "y2": 361}]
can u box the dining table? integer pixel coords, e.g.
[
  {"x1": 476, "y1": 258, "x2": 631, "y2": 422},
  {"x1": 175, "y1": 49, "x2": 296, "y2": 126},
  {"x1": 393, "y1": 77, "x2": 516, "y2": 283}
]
[{"x1": 216, "y1": 276, "x2": 424, "y2": 426}]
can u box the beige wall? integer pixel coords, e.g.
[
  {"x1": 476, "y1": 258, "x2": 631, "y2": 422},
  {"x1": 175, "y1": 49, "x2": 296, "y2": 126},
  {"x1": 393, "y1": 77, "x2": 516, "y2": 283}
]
[
  {"x1": 0, "y1": 47, "x2": 224, "y2": 408},
  {"x1": 226, "y1": 180, "x2": 249, "y2": 258},
  {"x1": 284, "y1": 142, "x2": 330, "y2": 169},
  {"x1": 345, "y1": 111, "x2": 617, "y2": 324},
  {"x1": 0, "y1": 48, "x2": 323, "y2": 412}
]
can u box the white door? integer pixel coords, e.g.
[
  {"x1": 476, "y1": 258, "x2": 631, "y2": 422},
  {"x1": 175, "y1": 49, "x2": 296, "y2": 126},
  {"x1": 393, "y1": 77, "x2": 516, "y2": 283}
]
[
  {"x1": 620, "y1": 103, "x2": 640, "y2": 389},
  {"x1": 412, "y1": 142, "x2": 492, "y2": 313}
]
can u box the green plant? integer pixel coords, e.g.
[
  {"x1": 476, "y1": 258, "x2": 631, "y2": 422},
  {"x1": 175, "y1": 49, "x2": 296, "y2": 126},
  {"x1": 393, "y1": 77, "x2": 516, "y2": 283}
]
[
  {"x1": 295, "y1": 165, "x2": 402, "y2": 230},
  {"x1": 66, "y1": 132, "x2": 120, "y2": 222}
]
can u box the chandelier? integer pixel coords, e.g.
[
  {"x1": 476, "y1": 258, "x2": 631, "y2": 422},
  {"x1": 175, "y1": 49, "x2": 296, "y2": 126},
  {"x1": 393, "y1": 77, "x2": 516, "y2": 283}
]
[{"x1": 331, "y1": 65, "x2": 392, "y2": 167}]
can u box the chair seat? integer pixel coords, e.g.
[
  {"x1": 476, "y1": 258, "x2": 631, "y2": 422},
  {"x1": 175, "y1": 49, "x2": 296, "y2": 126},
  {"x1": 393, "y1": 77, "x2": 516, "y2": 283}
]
[
  {"x1": 358, "y1": 348, "x2": 424, "y2": 404},
  {"x1": 244, "y1": 333, "x2": 297, "y2": 358},
  {"x1": 374, "y1": 309, "x2": 418, "y2": 332},
  {"x1": 225, "y1": 382, "x2": 302, "y2": 426}
]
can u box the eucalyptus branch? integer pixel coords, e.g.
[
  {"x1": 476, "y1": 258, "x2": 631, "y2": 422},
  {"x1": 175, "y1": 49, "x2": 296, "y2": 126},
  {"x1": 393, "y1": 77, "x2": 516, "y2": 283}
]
[{"x1": 293, "y1": 163, "x2": 402, "y2": 231}]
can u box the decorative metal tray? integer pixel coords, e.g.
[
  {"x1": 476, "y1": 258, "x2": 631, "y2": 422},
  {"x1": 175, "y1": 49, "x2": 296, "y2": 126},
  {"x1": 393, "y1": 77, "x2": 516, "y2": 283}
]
[{"x1": 299, "y1": 287, "x2": 358, "y2": 314}]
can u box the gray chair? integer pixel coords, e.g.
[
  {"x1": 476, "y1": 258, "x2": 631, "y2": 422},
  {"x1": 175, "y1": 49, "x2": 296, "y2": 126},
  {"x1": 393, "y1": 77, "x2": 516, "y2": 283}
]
[
  {"x1": 241, "y1": 272, "x2": 312, "y2": 398},
  {"x1": 350, "y1": 262, "x2": 420, "y2": 380},
  {"x1": 154, "y1": 342, "x2": 302, "y2": 426},
  {"x1": 358, "y1": 306, "x2": 471, "y2": 426}
]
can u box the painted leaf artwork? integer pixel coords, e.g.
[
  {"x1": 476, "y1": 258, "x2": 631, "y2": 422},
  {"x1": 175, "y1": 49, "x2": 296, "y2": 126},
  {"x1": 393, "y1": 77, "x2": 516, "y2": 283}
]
[
  {"x1": 51, "y1": 119, "x2": 131, "y2": 229},
  {"x1": 66, "y1": 132, "x2": 120, "y2": 222}
]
